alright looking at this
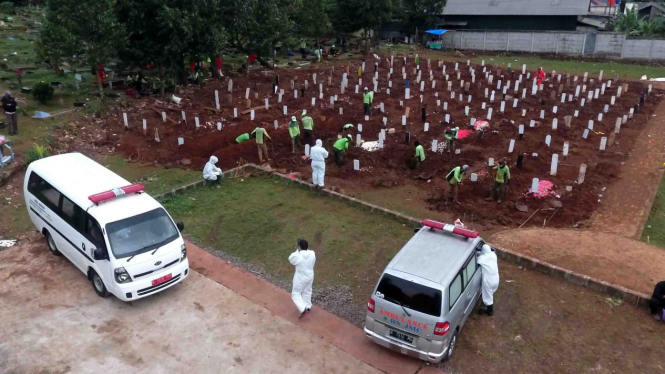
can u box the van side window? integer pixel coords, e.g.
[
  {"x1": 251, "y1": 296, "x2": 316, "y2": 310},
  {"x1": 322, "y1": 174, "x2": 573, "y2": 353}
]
[
  {"x1": 28, "y1": 172, "x2": 60, "y2": 209},
  {"x1": 85, "y1": 214, "x2": 104, "y2": 248},
  {"x1": 60, "y1": 195, "x2": 82, "y2": 228},
  {"x1": 463, "y1": 254, "x2": 478, "y2": 287},
  {"x1": 449, "y1": 273, "x2": 463, "y2": 309}
]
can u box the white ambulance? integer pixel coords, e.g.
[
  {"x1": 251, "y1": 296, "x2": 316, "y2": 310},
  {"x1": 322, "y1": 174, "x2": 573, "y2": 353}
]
[{"x1": 24, "y1": 153, "x2": 189, "y2": 301}]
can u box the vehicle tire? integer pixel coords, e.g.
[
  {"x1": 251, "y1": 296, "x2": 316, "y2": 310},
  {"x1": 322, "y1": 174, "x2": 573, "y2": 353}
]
[
  {"x1": 91, "y1": 270, "x2": 110, "y2": 298},
  {"x1": 442, "y1": 330, "x2": 459, "y2": 362},
  {"x1": 45, "y1": 231, "x2": 61, "y2": 256}
]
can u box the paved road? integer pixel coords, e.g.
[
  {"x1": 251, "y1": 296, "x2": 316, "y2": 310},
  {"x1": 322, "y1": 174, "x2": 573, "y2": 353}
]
[{"x1": 0, "y1": 235, "x2": 382, "y2": 374}]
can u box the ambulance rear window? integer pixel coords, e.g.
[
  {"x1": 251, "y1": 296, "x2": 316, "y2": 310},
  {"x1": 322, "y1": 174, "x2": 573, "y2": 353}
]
[{"x1": 376, "y1": 273, "x2": 442, "y2": 317}]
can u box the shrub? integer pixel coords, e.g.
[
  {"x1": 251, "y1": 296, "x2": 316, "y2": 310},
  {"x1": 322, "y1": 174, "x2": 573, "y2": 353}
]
[
  {"x1": 32, "y1": 81, "x2": 54, "y2": 103},
  {"x1": 23, "y1": 143, "x2": 49, "y2": 167},
  {"x1": 0, "y1": 2, "x2": 15, "y2": 15}
]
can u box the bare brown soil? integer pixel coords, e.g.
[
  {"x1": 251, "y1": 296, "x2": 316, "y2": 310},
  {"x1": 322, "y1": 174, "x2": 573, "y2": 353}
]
[
  {"x1": 490, "y1": 228, "x2": 665, "y2": 295},
  {"x1": 449, "y1": 262, "x2": 665, "y2": 374},
  {"x1": 70, "y1": 55, "x2": 662, "y2": 229}
]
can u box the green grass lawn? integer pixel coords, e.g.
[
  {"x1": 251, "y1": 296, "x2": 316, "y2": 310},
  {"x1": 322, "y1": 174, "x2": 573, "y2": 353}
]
[
  {"x1": 642, "y1": 174, "x2": 665, "y2": 248},
  {"x1": 161, "y1": 176, "x2": 414, "y2": 304},
  {"x1": 103, "y1": 156, "x2": 200, "y2": 196}
]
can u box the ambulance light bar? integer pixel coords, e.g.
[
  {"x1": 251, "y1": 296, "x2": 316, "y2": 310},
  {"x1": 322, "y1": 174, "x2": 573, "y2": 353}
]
[
  {"x1": 421, "y1": 219, "x2": 479, "y2": 239},
  {"x1": 89, "y1": 183, "x2": 145, "y2": 204}
]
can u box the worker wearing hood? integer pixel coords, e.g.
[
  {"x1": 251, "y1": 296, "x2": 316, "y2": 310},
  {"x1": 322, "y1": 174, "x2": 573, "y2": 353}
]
[
  {"x1": 477, "y1": 244, "x2": 499, "y2": 316},
  {"x1": 310, "y1": 139, "x2": 329, "y2": 189},
  {"x1": 289, "y1": 238, "x2": 316, "y2": 318},
  {"x1": 202, "y1": 156, "x2": 223, "y2": 182}
]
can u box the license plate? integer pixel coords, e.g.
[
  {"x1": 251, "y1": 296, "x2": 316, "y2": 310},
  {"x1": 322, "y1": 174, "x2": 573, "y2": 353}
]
[
  {"x1": 152, "y1": 273, "x2": 172, "y2": 286},
  {"x1": 389, "y1": 329, "x2": 414, "y2": 344}
]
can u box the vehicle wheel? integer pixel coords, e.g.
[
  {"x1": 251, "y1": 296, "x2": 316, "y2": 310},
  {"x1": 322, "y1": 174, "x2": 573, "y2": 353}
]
[
  {"x1": 442, "y1": 331, "x2": 458, "y2": 362},
  {"x1": 91, "y1": 271, "x2": 110, "y2": 298},
  {"x1": 45, "y1": 231, "x2": 61, "y2": 256}
]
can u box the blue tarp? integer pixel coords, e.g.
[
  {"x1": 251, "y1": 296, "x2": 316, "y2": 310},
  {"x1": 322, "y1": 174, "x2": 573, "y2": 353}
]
[{"x1": 425, "y1": 29, "x2": 448, "y2": 36}]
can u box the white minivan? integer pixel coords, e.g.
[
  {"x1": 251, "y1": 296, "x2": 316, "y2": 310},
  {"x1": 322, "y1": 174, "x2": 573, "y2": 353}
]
[{"x1": 24, "y1": 153, "x2": 189, "y2": 301}]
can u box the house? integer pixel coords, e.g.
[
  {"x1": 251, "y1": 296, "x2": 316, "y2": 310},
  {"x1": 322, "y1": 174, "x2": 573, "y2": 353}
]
[{"x1": 441, "y1": 0, "x2": 605, "y2": 31}]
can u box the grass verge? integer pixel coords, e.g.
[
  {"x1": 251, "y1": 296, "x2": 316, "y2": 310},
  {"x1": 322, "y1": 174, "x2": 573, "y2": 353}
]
[
  {"x1": 642, "y1": 173, "x2": 665, "y2": 248},
  {"x1": 161, "y1": 176, "x2": 414, "y2": 306}
]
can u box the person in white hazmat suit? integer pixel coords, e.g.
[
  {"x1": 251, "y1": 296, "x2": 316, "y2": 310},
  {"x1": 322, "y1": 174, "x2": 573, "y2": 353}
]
[
  {"x1": 310, "y1": 139, "x2": 328, "y2": 189},
  {"x1": 477, "y1": 244, "x2": 499, "y2": 316},
  {"x1": 289, "y1": 238, "x2": 316, "y2": 318},
  {"x1": 202, "y1": 156, "x2": 223, "y2": 183}
]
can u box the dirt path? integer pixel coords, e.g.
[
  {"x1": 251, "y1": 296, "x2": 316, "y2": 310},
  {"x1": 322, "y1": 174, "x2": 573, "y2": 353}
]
[
  {"x1": 490, "y1": 228, "x2": 665, "y2": 294},
  {"x1": 0, "y1": 235, "x2": 384, "y2": 374},
  {"x1": 590, "y1": 90, "x2": 665, "y2": 238}
]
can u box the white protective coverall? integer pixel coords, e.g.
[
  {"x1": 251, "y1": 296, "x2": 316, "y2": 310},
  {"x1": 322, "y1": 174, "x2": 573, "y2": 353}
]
[
  {"x1": 310, "y1": 139, "x2": 329, "y2": 187},
  {"x1": 477, "y1": 244, "x2": 500, "y2": 306},
  {"x1": 289, "y1": 249, "x2": 316, "y2": 313},
  {"x1": 202, "y1": 156, "x2": 223, "y2": 181}
]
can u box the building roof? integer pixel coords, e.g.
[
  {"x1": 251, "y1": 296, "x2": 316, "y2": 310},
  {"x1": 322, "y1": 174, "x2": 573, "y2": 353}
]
[{"x1": 442, "y1": 0, "x2": 591, "y2": 16}]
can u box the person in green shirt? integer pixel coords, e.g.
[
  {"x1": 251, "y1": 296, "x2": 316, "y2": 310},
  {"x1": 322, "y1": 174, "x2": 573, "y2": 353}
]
[
  {"x1": 363, "y1": 87, "x2": 374, "y2": 115},
  {"x1": 301, "y1": 110, "x2": 314, "y2": 146},
  {"x1": 411, "y1": 141, "x2": 425, "y2": 169},
  {"x1": 446, "y1": 165, "x2": 469, "y2": 205},
  {"x1": 486, "y1": 158, "x2": 511, "y2": 204},
  {"x1": 251, "y1": 122, "x2": 272, "y2": 163},
  {"x1": 444, "y1": 127, "x2": 459, "y2": 153},
  {"x1": 288, "y1": 116, "x2": 301, "y2": 153},
  {"x1": 333, "y1": 134, "x2": 352, "y2": 166}
]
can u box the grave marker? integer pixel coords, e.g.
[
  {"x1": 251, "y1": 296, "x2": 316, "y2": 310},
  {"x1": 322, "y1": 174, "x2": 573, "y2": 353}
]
[
  {"x1": 600, "y1": 137, "x2": 607, "y2": 151},
  {"x1": 550, "y1": 154, "x2": 559, "y2": 176},
  {"x1": 509, "y1": 139, "x2": 515, "y2": 153},
  {"x1": 563, "y1": 141, "x2": 569, "y2": 156},
  {"x1": 531, "y1": 178, "x2": 539, "y2": 193}
]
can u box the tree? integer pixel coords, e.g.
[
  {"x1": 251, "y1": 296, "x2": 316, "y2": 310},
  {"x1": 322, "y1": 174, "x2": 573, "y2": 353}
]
[
  {"x1": 397, "y1": 0, "x2": 446, "y2": 43},
  {"x1": 334, "y1": 0, "x2": 393, "y2": 55},
  {"x1": 40, "y1": 0, "x2": 126, "y2": 96},
  {"x1": 116, "y1": 0, "x2": 227, "y2": 89},
  {"x1": 611, "y1": 6, "x2": 665, "y2": 37},
  {"x1": 223, "y1": 0, "x2": 298, "y2": 68}
]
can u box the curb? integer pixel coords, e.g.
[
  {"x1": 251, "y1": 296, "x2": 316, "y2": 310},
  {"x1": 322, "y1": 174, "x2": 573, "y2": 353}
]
[{"x1": 153, "y1": 163, "x2": 651, "y2": 309}]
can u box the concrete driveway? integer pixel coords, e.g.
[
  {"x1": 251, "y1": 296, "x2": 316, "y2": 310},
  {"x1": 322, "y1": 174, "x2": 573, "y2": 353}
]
[{"x1": 0, "y1": 235, "x2": 381, "y2": 374}]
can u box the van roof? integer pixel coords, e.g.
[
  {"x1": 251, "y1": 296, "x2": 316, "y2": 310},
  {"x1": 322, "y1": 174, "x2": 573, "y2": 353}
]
[
  {"x1": 29, "y1": 153, "x2": 161, "y2": 223},
  {"x1": 387, "y1": 227, "x2": 480, "y2": 285}
]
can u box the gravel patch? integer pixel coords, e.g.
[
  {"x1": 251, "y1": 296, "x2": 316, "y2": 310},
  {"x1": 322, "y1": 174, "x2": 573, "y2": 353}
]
[{"x1": 192, "y1": 239, "x2": 367, "y2": 327}]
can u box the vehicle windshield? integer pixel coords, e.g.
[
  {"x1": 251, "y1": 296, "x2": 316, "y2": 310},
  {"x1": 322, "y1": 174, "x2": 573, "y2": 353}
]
[
  {"x1": 376, "y1": 273, "x2": 442, "y2": 317},
  {"x1": 106, "y1": 208, "x2": 179, "y2": 258}
]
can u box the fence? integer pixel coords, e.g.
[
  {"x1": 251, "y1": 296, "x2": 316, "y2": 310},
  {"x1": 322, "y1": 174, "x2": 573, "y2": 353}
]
[{"x1": 440, "y1": 30, "x2": 665, "y2": 60}]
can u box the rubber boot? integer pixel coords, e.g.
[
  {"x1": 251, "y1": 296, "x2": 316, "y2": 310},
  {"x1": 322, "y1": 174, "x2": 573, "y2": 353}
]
[{"x1": 487, "y1": 304, "x2": 494, "y2": 316}]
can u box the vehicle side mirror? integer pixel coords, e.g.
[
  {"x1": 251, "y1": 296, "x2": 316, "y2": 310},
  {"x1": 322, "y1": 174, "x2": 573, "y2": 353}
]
[
  {"x1": 413, "y1": 228, "x2": 420, "y2": 235},
  {"x1": 93, "y1": 247, "x2": 107, "y2": 261},
  {"x1": 176, "y1": 221, "x2": 184, "y2": 232}
]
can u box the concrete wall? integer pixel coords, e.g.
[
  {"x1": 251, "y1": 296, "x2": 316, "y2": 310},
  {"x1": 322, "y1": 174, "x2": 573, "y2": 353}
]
[{"x1": 440, "y1": 30, "x2": 665, "y2": 60}]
